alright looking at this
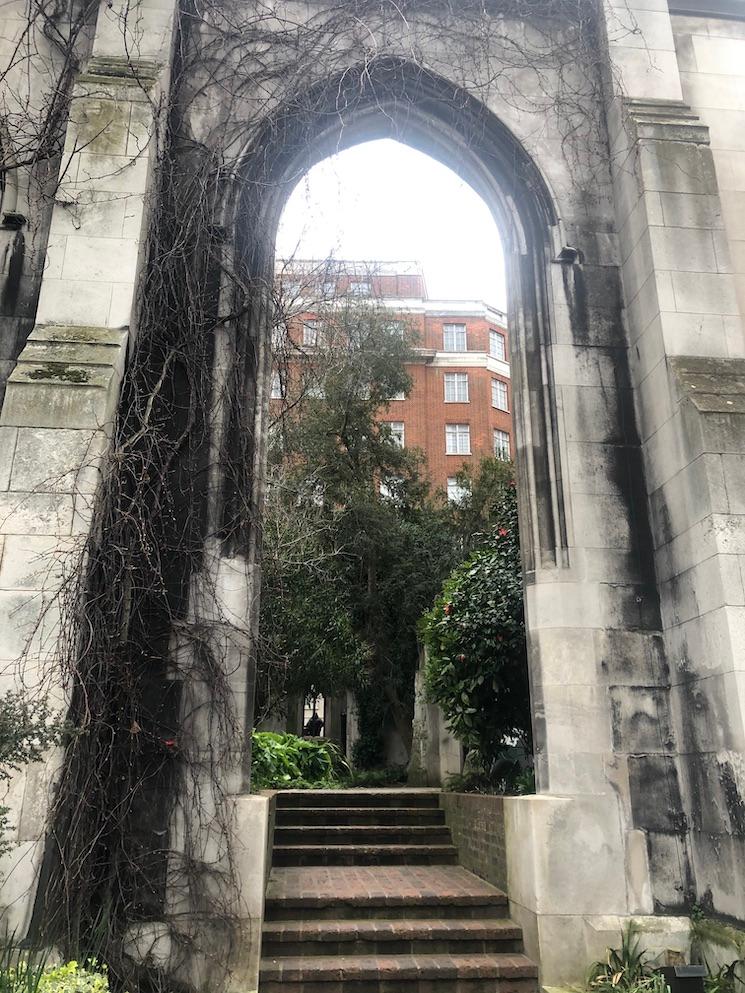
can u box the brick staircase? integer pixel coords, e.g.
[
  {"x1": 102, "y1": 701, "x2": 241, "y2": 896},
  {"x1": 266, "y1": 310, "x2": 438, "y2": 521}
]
[{"x1": 259, "y1": 789, "x2": 539, "y2": 992}]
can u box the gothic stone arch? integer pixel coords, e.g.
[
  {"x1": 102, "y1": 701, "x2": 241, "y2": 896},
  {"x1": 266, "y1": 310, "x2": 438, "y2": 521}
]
[
  {"x1": 224, "y1": 52, "x2": 691, "y2": 968},
  {"x1": 0, "y1": 0, "x2": 744, "y2": 987}
]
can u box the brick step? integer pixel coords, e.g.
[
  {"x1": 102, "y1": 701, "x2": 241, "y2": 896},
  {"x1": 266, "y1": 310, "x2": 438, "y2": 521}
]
[
  {"x1": 273, "y1": 844, "x2": 459, "y2": 867},
  {"x1": 275, "y1": 790, "x2": 441, "y2": 809},
  {"x1": 264, "y1": 867, "x2": 509, "y2": 922},
  {"x1": 262, "y1": 917, "x2": 523, "y2": 957},
  {"x1": 259, "y1": 952, "x2": 538, "y2": 992},
  {"x1": 274, "y1": 825, "x2": 453, "y2": 846},
  {"x1": 275, "y1": 806, "x2": 447, "y2": 827}
]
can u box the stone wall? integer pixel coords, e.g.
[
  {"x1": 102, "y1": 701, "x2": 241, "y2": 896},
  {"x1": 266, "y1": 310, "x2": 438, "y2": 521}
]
[
  {"x1": 439, "y1": 793, "x2": 507, "y2": 893},
  {"x1": 673, "y1": 14, "x2": 745, "y2": 324}
]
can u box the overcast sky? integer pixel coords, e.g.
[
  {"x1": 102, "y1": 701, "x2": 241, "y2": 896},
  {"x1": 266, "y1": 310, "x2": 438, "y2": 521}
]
[{"x1": 275, "y1": 139, "x2": 507, "y2": 309}]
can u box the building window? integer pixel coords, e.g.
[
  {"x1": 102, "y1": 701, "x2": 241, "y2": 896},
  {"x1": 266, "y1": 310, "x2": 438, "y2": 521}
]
[
  {"x1": 446, "y1": 423, "x2": 470, "y2": 455},
  {"x1": 270, "y1": 371, "x2": 283, "y2": 399},
  {"x1": 386, "y1": 421, "x2": 405, "y2": 447},
  {"x1": 282, "y1": 280, "x2": 301, "y2": 299},
  {"x1": 385, "y1": 320, "x2": 405, "y2": 338},
  {"x1": 490, "y1": 329, "x2": 506, "y2": 361},
  {"x1": 349, "y1": 279, "x2": 371, "y2": 297},
  {"x1": 321, "y1": 280, "x2": 337, "y2": 299},
  {"x1": 494, "y1": 429, "x2": 511, "y2": 460},
  {"x1": 447, "y1": 477, "x2": 469, "y2": 504},
  {"x1": 491, "y1": 378, "x2": 509, "y2": 411},
  {"x1": 389, "y1": 390, "x2": 406, "y2": 401},
  {"x1": 444, "y1": 372, "x2": 469, "y2": 403},
  {"x1": 303, "y1": 320, "x2": 320, "y2": 347},
  {"x1": 306, "y1": 379, "x2": 324, "y2": 399},
  {"x1": 443, "y1": 323, "x2": 467, "y2": 352}
]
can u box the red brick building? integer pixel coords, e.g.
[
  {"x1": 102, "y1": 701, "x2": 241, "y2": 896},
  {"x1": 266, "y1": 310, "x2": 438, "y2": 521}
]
[{"x1": 274, "y1": 261, "x2": 512, "y2": 496}]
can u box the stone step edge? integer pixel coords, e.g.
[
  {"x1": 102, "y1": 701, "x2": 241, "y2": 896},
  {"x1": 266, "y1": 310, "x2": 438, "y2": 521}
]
[
  {"x1": 263, "y1": 918, "x2": 523, "y2": 939},
  {"x1": 274, "y1": 825, "x2": 452, "y2": 834},
  {"x1": 273, "y1": 844, "x2": 457, "y2": 852},
  {"x1": 277, "y1": 806, "x2": 445, "y2": 812},
  {"x1": 259, "y1": 952, "x2": 538, "y2": 980},
  {"x1": 265, "y1": 893, "x2": 508, "y2": 909}
]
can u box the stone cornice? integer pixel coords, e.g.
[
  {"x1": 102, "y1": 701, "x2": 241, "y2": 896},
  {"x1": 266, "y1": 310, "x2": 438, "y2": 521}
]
[
  {"x1": 623, "y1": 98, "x2": 710, "y2": 145},
  {"x1": 79, "y1": 55, "x2": 161, "y2": 89}
]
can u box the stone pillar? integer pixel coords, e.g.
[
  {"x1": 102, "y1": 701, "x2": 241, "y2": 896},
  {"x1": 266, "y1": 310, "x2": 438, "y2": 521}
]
[
  {"x1": 0, "y1": 0, "x2": 179, "y2": 934},
  {"x1": 602, "y1": 0, "x2": 745, "y2": 921}
]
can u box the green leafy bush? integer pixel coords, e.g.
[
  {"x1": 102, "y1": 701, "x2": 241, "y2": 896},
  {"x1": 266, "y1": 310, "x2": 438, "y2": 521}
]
[
  {"x1": 0, "y1": 954, "x2": 118, "y2": 993},
  {"x1": 420, "y1": 480, "x2": 530, "y2": 773},
  {"x1": 250, "y1": 731, "x2": 349, "y2": 789}
]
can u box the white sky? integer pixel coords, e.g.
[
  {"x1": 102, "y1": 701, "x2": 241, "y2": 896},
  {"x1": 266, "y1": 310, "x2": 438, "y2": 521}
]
[{"x1": 275, "y1": 139, "x2": 507, "y2": 309}]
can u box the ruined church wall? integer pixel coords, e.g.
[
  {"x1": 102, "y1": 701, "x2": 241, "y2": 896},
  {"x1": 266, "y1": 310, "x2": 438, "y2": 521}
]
[
  {"x1": 0, "y1": 1, "x2": 98, "y2": 405},
  {"x1": 673, "y1": 13, "x2": 745, "y2": 333}
]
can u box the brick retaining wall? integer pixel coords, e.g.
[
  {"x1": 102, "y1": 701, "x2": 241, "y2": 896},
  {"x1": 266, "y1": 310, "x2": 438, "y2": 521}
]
[{"x1": 438, "y1": 793, "x2": 507, "y2": 892}]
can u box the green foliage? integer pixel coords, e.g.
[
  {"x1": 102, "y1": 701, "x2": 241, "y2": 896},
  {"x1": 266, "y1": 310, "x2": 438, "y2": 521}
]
[
  {"x1": 343, "y1": 765, "x2": 407, "y2": 787},
  {"x1": 421, "y1": 478, "x2": 530, "y2": 771},
  {"x1": 703, "y1": 963, "x2": 740, "y2": 993},
  {"x1": 0, "y1": 691, "x2": 63, "y2": 859},
  {"x1": 444, "y1": 750, "x2": 535, "y2": 796},
  {"x1": 261, "y1": 298, "x2": 468, "y2": 762},
  {"x1": 588, "y1": 924, "x2": 670, "y2": 993},
  {"x1": 689, "y1": 911, "x2": 745, "y2": 993},
  {"x1": 449, "y1": 456, "x2": 517, "y2": 550},
  {"x1": 0, "y1": 948, "x2": 117, "y2": 993},
  {"x1": 250, "y1": 731, "x2": 349, "y2": 789}
]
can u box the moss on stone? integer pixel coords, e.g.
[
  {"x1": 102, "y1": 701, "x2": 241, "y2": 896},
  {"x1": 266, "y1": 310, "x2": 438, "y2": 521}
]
[{"x1": 27, "y1": 363, "x2": 90, "y2": 384}]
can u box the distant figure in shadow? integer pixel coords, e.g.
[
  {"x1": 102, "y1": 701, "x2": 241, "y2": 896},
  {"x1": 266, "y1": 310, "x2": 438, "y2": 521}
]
[{"x1": 304, "y1": 710, "x2": 324, "y2": 737}]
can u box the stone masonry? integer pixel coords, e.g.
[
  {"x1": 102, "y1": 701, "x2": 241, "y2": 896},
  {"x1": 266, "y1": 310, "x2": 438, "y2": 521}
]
[{"x1": 0, "y1": 0, "x2": 743, "y2": 988}]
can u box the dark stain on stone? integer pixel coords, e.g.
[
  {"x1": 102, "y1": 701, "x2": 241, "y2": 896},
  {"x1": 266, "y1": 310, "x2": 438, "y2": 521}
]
[
  {"x1": 0, "y1": 230, "x2": 24, "y2": 315},
  {"x1": 629, "y1": 753, "x2": 686, "y2": 835},
  {"x1": 561, "y1": 261, "x2": 590, "y2": 346},
  {"x1": 718, "y1": 760, "x2": 745, "y2": 837}
]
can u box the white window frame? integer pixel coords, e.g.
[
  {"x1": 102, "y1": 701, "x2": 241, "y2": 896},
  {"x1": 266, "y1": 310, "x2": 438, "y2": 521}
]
[
  {"x1": 447, "y1": 477, "x2": 469, "y2": 504},
  {"x1": 387, "y1": 421, "x2": 405, "y2": 447},
  {"x1": 444, "y1": 372, "x2": 469, "y2": 403},
  {"x1": 386, "y1": 320, "x2": 405, "y2": 338},
  {"x1": 349, "y1": 279, "x2": 371, "y2": 297},
  {"x1": 489, "y1": 329, "x2": 506, "y2": 361},
  {"x1": 494, "y1": 429, "x2": 511, "y2": 460},
  {"x1": 443, "y1": 323, "x2": 467, "y2": 352},
  {"x1": 491, "y1": 378, "x2": 509, "y2": 411},
  {"x1": 389, "y1": 390, "x2": 406, "y2": 401},
  {"x1": 270, "y1": 371, "x2": 283, "y2": 399},
  {"x1": 445, "y1": 423, "x2": 471, "y2": 455}
]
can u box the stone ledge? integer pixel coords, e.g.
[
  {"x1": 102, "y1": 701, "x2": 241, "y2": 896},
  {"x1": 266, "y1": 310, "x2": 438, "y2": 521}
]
[
  {"x1": 0, "y1": 324, "x2": 129, "y2": 429},
  {"x1": 670, "y1": 355, "x2": 745, "y2": 413},
  {"x1": 624, "y1": 98, "x2": 710, "y2": 145}
]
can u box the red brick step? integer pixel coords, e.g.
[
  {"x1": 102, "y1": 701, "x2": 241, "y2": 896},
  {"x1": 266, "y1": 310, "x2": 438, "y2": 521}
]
[
  {"x1": 274, "y1": 824, "x2": 453, "y2": 845},
  {"x1": 259, "y1": 795, "x2": 538, "y2": 993},
  {"x1": 275, "y1": 806, "x2": 447, "y2": 827},
  {"x1": 275, "y1": 789, "x2": 441, "y2": 808},
  {"x1": 259, "y1": 951, "x2": 538, "y2": 992},
  {"x1": 262, "y1": 917, "x2": 523, "y2": 957}
]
